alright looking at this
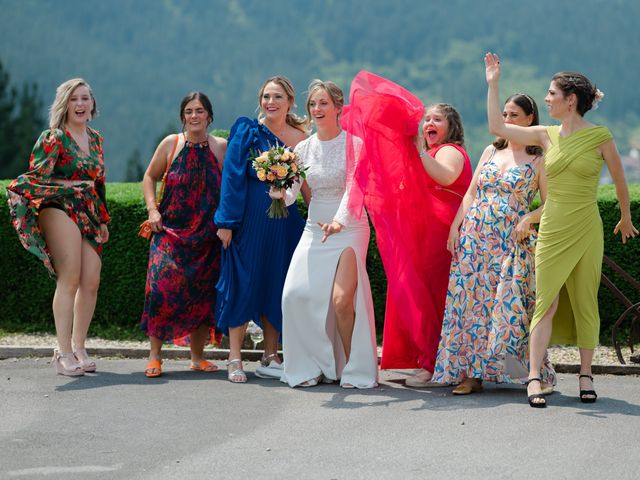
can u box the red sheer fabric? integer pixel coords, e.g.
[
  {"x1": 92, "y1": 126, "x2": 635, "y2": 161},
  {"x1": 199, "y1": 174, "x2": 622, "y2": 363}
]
[{"x1": 341, "y1": 71, "x2": 472, "y2": 370}]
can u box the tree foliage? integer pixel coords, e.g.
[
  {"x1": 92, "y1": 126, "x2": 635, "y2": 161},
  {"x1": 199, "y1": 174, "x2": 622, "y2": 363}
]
[
  {"x1": 1, "y1": 0, "x2": 639, "y2": 179},
  {"x1": 0, "y1": 60, "x2": 44, "y2": 179}
]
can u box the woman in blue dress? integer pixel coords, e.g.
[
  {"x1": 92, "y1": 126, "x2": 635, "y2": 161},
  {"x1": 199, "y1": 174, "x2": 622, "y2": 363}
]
[{"x1": 215, "y1": 76, "x2": 307, "y2": 383}]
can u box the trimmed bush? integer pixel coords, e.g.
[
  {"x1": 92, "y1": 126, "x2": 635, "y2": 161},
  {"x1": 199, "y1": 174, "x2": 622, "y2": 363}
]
[{"x1": 0, "y1": 180, "x2": 638, "y2": 344}]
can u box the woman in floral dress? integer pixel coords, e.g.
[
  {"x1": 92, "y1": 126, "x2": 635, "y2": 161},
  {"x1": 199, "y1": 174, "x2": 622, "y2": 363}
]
[
  {"x1": 432, "y1": 93, "x2": 556, "y2": 394},
  {"x1": 140, "y1": 92, "x2": 226, "y2": 377},
  {"x1": 7, "y1": 78, "x2": 110, "y2": 376}
]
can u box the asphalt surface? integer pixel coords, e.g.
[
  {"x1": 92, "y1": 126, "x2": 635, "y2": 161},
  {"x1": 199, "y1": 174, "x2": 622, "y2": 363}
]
[{"x1": 1, "y1": 358, "x2": 639, "y2": 480}]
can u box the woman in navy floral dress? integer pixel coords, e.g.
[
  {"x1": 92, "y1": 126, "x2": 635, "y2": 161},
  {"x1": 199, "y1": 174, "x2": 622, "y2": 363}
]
[
  {"x1": 7, "y1": 78, "x2": 110, "y2": 376},
  {"x1": 140, "y1": 92, "x2": 226, "y2": 377}
]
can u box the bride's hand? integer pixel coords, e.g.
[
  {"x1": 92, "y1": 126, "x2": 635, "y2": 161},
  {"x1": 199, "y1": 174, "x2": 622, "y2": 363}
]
[
  {"x1": 484, "y1": 52, "x2": 501, "y2": 85},
  {"x1": 318, "y1": 221, "x2": 343, "y2": 243},
  {"x1": 268, "y1": 186, "x2": 285, "y2": 199}
]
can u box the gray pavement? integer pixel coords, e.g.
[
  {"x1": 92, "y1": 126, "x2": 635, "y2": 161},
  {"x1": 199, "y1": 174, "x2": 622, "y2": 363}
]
[{"x1": 1, "y1": 358, "x2": 639, "y2": 480}]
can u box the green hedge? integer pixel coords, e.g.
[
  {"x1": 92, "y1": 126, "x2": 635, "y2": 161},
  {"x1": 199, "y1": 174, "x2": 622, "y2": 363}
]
[{"x1": 1, "y1": 180, "x2": 638, "y2": 344}]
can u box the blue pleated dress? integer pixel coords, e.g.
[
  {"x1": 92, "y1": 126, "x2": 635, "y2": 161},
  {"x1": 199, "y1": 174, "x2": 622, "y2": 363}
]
[{"x1": 214, "y1": 117, "x2": 305, "y2": 335}]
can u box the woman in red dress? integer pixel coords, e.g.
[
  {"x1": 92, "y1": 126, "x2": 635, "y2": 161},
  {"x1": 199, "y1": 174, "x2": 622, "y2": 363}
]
[
  {"x1": 341, "y1": 72, "x2": 472, "y2": 387},
  {"x1": 382, "y1": 103, "x2": 472, "y2": 386}
]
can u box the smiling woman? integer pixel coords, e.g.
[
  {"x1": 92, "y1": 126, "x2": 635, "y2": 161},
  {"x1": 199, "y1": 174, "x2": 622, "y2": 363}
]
[
  {"x1": 6, "y1": 78, "x2": 110, "y2": 376},
  {"x1": 484, "y1": 52, "x2": 639, "y2": 408},
  {"x1": 140, "y1": 91, "x2": 227, "y2": 378},
  {"x1": 381, "y1": 102, "x2": 473, "y2": 387},
  {"x1": 214, "y1": 76, "x2": 307, "y2": 383},
  {"x1": 280, "y1": 79, "x2": 379, "y2": 389}
]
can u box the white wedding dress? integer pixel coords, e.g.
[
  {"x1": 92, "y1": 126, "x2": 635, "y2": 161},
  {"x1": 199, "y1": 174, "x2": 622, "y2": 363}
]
[{"x1": 280, "y1": 131, "x2": 378, "y2": 388}]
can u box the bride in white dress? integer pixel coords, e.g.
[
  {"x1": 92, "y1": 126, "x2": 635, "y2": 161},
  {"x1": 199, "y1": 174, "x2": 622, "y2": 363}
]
[{"x1": 278, "y1": 80, "x2": 378, "y2": 388}]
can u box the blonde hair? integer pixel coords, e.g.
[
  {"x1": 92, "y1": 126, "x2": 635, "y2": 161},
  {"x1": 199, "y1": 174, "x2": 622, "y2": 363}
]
[
  {"x1": 257, "y1": 76, "x2": 308, "y2": 133},
  {"x1": 306, "y1": 79, "x2": 344, "y2": 121},
  {"x1": 49, "y1": 78, "x2": 97, "y2": 129}
]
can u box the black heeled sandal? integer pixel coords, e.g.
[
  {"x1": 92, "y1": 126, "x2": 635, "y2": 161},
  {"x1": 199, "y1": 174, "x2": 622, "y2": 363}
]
[
  {"x1": 579, "y1": 374, "x2": 598, "y2": 403},
  {"x1": 526, "y1": 378, "x2": 547, "y2": 408}
]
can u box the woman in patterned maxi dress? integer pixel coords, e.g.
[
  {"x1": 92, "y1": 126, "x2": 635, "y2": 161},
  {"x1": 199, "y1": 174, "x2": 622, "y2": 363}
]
[
  {"x1": 7, "y1": 79, "x2": 110, "y2": 376},
  {"x1": 485, "y1": 53, "x2": 637, "y2": 407},
  {"x1": 140, "y1": 92, "x2": 226, "y2": 377},
  {"x1": 432, "y1": 94, "x2": 556, "y2": 394}
]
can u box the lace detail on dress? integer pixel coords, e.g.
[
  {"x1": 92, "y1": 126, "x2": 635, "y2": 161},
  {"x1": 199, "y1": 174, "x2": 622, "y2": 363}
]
[
  {"x1": 294, "y1": 131, "x2": 355, "y2": 226},
  {"x1": 298, "y1": 132, "x2": 347, "y2": 199}
]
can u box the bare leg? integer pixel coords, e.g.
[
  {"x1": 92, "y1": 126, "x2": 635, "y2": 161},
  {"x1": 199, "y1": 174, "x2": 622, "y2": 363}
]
[
  {"x1": 227, "y1": 323, "x2": 248, "y2": 382},
  {"x1": 527, "y1": 295, "x2": 558, "y2": 404},
  {"x1": 72, "y1": 239, "x2": 102, "y2": 351},
  {"x1": 262, "y1": 316, "x2": 281, "y2": 363},
  {"x1": 189, "y1": 324, "x2": 210, "y2": 364},
  {"x1": 38, "y1": 209, "x2": 82, "y2": 371},
  {"x1": 228, "y1": 323, "x2": 248, "y2": 362},
  {"x1": 144, "y1": 336, "x2": 163, "y2": 376},
  {"x1": 332, "y1": 248, "x2": 358, "y2": 362},
  {"x1": 578, "y1": 348, "x2": 596, "y2": 401}
]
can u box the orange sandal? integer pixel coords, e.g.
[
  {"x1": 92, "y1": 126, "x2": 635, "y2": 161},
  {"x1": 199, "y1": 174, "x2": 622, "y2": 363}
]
[
  {"x1": 190, "y1": 360, "x2": 219, "y2": 372},
  {"x1": 144, "y1": 359, "x2": 163, "y2": 377}
]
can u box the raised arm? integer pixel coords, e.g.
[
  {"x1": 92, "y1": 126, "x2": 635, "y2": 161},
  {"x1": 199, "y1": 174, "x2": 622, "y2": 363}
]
[
  {"x1": 485, "y1": 53, "x2": 548, "y2": 148},
  {"x1": 600, "y1": 139, "x2": 639, "y2": 243}
]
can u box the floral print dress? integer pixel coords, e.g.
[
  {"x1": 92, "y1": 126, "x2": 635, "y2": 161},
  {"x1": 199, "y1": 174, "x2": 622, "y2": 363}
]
[
  {"x1": 140, "y1": 139, "x2": 222, "y2": 343},
  {"x1": 432, "y1": 149, "x2": 556, "y2": 385},
  {"x1": 6, "y1": 127, "x2": 110, "y2": 276}
]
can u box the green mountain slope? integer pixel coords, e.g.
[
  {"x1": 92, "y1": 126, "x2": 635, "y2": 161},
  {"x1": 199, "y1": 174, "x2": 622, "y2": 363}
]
[{"x1": 1, "y1": 0, "x2": 639, "y2": 179}]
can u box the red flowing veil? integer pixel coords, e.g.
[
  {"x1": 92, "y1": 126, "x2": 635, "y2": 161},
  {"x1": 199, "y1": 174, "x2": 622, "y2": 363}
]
[{"x1": 341, "y1": 71, "x2": 447, "y2": 369}]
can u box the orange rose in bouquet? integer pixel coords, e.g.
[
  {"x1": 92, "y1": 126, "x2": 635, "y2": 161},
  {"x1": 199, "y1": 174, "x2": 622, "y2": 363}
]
[{"x1": 251, "y1": 144, "x2": 307, "y2": 218}]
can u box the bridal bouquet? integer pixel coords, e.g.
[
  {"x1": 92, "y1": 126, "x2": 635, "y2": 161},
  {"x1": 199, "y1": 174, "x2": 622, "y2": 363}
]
[{"x1": 252, "y1": 144, "x2": 307, "y2": 218}]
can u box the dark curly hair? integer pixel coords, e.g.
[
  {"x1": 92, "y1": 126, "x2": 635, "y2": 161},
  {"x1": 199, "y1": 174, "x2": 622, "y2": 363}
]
[{"x1": 551, "y1": 72, "x2": 599, "y2": 116}]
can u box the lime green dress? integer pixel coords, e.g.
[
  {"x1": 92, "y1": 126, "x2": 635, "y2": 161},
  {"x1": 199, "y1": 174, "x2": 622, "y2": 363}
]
[{"x1": 530, "y1": 125, "x2": 612, "y2": 349}]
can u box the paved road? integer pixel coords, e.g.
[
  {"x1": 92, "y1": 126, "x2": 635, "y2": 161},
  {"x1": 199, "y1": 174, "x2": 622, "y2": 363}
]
[{"x1": 1, "y1": 358, "x2": 639, "y2": 480}]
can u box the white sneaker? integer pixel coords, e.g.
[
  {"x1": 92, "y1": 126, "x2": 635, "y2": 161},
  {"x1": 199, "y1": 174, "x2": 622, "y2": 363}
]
[{"x1": 254, "y1": 355, "x2": 284, "y2": 379}]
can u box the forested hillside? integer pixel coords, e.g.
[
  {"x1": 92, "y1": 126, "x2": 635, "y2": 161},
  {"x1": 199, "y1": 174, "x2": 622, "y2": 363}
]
[{"x1": 1, "y1": 0, "x2": 639, "y2": 180}]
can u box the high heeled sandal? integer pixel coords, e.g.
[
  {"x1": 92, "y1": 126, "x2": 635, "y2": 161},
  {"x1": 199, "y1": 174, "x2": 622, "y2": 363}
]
[
  {"x1": 51, "y1": 349, "x2": 84, "y2": 377},
  {"x1": 578, "y1": 374, "x2": 598, "y2": 403},
  {"x1": 526, "y1": 378, "x2": 547, "y2": 408},
  {"x1": 73, "y1": 348, "x2": 97, "y2": 373},
  {"x1": 226, "y1": 359, "x2": 247, "y2": 383}
]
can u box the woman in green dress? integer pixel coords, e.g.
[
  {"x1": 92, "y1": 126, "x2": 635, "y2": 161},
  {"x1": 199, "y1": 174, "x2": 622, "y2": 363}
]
[
  {"x1": 484, "y1": 53, "x2": 638, "y2": 407},
  {"x1": 7, "y1": 79, "x2": 110, "y2": 376}
]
